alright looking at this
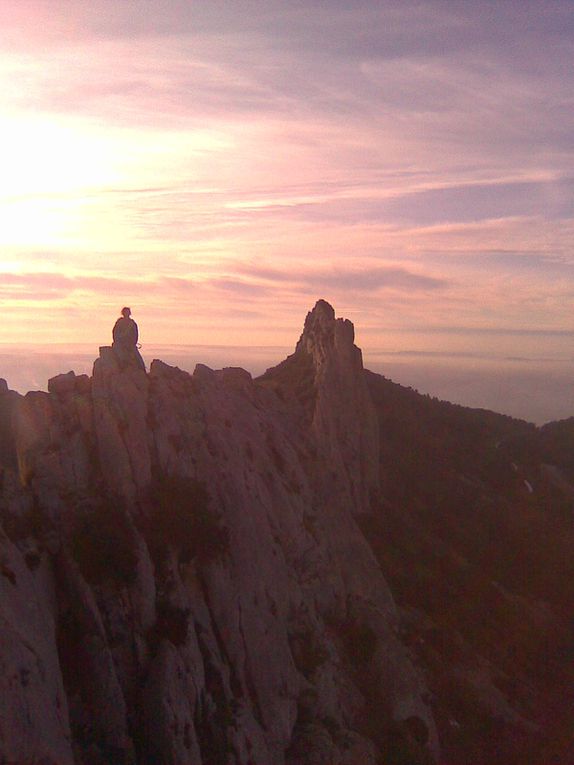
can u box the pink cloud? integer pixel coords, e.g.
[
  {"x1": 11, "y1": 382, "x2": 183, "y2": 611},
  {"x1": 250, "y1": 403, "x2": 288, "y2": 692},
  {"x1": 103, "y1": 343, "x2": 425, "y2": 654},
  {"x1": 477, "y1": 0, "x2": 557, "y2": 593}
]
[{"x1": 0, "y1": 0, "x2": 572, "y2": 373}]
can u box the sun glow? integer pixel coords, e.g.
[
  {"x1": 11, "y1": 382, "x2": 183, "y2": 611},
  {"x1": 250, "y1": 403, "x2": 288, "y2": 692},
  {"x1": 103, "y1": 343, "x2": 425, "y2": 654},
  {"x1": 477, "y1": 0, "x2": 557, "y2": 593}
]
[
  {"x1": 0, "y1": 117, "x2": 120, "y2": 197},
  {"x1": 0, "y1": 96, "x2": 235, "y2": 250},
  {"x1": 0, "y1": 115, "x2": 122, "y2": 248}
]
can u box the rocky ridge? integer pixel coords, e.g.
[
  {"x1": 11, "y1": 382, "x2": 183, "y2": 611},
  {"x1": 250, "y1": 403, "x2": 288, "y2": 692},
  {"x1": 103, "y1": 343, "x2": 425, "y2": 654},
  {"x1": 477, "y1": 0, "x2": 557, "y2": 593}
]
[
  {"x1": 2, "y1": 300, "x2": 574, "y2": 764},
  {"x1": 0, "y1": 301, "x2": 436, "y2": 765}
]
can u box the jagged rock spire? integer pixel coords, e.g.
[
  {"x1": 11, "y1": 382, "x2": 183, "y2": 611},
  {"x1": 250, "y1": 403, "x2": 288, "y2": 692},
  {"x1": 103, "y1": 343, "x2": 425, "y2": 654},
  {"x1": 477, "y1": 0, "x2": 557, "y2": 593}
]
[
  {"x1": 296, "y1": 299, "x2": 358, "y2": 368},
  {"x1": 290, "y1": 300, "x2": 379, "y2": 515}
]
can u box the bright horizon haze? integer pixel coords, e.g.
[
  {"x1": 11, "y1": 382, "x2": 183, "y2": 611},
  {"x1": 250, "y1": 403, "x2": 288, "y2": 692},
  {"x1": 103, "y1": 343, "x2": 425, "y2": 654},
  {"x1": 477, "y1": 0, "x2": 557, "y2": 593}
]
[{"x1": 0, "y1": 1, "x2": 573, "y2": 421}]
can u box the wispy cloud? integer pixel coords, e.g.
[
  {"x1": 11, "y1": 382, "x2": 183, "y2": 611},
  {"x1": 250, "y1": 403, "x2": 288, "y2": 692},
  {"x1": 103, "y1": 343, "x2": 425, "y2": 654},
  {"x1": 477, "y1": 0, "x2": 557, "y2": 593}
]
[
  {"x1": 0, "y1": 272, "x2": 135, "y2": 299},
  {"x1": 239, "y1": 264, "x2": 447, "y2": 292}
]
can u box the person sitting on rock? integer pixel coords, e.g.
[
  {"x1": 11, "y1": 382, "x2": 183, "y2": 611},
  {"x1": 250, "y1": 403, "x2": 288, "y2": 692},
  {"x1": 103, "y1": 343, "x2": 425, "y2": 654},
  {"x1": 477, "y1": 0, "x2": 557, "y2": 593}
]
[{"x1": 112, "y1": 307, "x2": 145, "y2": 370}]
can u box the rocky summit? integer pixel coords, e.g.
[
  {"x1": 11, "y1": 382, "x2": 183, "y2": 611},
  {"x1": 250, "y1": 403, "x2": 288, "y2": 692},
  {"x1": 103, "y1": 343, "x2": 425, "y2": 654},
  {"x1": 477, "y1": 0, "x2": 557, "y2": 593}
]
[{"x1": 1, "y1": 301, "x2": 574, "y2": 765}]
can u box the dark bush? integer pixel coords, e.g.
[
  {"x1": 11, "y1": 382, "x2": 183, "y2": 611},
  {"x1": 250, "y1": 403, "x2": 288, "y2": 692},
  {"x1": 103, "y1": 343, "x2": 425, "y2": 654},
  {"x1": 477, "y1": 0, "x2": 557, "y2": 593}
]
[
  {"x1": 340, "y1": 621, "x2": 378, "y2": 665},
  {"x1": 2, "y1": 500, "x2": 52, "y2": 544},
  {"x1": 148, "y1": 475, "x2": 229, "y2": 564},
  {"x1": 289, "y1": 630, "x2": 329, "y2": 679},
  {"x1": 148, "y1": 602, "x2": 190, "y2": 647},
  {"x1": 70, "y1": 495, "x2": 139, "y2": 587}
]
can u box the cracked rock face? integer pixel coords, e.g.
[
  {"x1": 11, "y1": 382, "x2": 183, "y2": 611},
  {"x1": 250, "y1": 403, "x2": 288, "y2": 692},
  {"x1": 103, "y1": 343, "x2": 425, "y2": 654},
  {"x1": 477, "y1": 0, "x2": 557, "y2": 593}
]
[{"x1": 0, "y1": 301, "x2": 437, "y2": 764}]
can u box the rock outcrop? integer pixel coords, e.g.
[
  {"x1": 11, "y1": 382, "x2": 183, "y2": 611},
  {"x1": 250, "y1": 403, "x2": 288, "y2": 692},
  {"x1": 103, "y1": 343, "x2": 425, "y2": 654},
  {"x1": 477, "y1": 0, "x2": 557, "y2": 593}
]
[
  {"x1": 0, "y1": 302, "x2": 436, "y2": 765},
  {"x1": 2, "y1": 300, "x2": 574, "y2": 764}
]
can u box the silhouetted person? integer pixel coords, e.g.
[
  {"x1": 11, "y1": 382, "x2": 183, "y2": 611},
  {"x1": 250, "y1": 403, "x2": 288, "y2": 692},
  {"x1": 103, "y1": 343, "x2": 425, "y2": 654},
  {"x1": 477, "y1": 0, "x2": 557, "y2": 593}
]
[{"x1": 112, "y1": 307, "x2": 145, "y2": 370}]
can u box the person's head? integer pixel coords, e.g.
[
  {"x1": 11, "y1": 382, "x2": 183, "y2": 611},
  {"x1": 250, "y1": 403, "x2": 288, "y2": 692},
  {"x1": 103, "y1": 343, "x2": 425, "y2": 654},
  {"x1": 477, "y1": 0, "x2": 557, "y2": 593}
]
[{"x1": 121, "y1": 306, "x2": 131, "y2": 318}]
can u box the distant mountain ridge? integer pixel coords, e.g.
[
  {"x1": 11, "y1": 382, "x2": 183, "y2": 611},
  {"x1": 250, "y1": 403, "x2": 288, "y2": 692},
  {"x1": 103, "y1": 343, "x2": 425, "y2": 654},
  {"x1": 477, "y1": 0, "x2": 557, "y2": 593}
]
[{"x1": 0, "y1": 300, "x2": 573, "y2": 764}]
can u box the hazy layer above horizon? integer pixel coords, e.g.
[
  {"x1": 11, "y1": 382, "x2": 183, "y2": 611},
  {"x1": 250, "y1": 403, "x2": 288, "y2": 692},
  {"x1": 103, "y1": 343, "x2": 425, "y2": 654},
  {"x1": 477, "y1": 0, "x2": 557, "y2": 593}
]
[{"x1": 0, "y1": 344, "x2": 571, "y2": 426}]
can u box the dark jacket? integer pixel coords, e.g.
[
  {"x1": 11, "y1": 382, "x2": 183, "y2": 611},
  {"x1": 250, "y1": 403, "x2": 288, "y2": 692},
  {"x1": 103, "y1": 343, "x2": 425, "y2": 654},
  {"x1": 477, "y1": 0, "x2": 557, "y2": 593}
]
[{"x1": 112, "y1": 317, "x2": 138, "y2": 346}]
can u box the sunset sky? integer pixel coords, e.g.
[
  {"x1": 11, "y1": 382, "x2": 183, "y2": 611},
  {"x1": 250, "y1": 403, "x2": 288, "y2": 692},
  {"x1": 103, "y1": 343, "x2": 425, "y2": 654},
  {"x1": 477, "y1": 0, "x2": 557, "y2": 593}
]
[{"x1": 1, "y1": 1, "x2": 573, "y2": 373}]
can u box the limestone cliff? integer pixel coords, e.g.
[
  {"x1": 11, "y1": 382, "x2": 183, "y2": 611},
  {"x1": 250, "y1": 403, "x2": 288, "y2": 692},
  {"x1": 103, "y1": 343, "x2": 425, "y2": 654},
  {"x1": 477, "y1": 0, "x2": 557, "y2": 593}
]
[
  {"x1": 3, "y1": 301, "x2": 573, "y2": 764},
  {"x1": 0, "y1": 302, "x2": 436, "y2": 765}
]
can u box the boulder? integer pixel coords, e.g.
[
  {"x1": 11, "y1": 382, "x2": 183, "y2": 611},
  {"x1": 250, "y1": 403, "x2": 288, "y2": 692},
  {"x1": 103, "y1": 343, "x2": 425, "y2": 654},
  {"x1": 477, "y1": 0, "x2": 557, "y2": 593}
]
[{"x1": 47, "y1": 371, "x2": 76, "y2": 396}]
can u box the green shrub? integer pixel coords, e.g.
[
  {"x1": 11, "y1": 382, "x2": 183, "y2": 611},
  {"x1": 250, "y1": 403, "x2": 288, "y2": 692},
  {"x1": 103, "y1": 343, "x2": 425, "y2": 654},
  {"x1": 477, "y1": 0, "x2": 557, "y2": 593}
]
[{"x1": 148, "y1": 475, "x2": 229, "y2": 564}]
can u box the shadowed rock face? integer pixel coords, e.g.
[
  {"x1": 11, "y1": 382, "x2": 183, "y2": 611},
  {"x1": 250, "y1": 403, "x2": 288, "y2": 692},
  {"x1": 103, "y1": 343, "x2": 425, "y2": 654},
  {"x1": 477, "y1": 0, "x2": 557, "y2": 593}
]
[{"x1": 0, "y1": 300, "x2": 573, "y2": 764}]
